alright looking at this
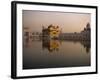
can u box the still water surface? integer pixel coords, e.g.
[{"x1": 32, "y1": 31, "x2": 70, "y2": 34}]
[{"x1": 23, "y1": 38, "x2": 90, "y2": 69}]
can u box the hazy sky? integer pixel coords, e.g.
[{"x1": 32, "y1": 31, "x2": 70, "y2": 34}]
[{"x1": 23, "y1": 10, "x2": 90, "y2": 33}]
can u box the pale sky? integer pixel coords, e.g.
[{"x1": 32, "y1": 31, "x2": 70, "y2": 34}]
[{"x1": 23, "y1": 10, "x2": 90, "y2": 33}]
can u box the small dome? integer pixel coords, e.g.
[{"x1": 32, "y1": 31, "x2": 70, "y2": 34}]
[{"x1": 86, "y1": 23, "x2": 90, "y2": 29}]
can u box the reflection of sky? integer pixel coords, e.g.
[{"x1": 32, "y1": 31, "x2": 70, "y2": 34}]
[{"x1": 23, "y1": 10, "x2": 91, "y2": 33}]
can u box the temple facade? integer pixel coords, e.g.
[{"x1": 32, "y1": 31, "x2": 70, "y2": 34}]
[{"x1": 42, "y1": 24, "x2": 61, "y2": 39}]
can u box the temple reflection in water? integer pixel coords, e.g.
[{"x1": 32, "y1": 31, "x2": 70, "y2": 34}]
[{"x1": 24, "y1": 37, "x2": 90, "y2": 54}]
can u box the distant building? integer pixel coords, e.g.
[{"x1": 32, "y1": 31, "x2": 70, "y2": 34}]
[
  {"x1": 23, "y1": 27, "x2": 30, "y2": 38},
  {"x1": 59, "y1": 32, "x2": 82, "y2": 40},
  {"x1": 59, "y1": 23, "x2": 91, "y2": 41},
  {"x1": 23, "y1": 27, "x2": 42, "y2": 41},
  {"x1": 81, "y1": 23, "x2": 91, "y2": 40}
]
